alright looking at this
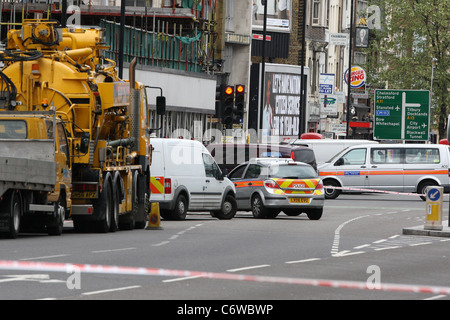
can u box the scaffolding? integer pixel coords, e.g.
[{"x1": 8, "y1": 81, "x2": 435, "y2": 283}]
[{"x1": 0, "y1": 0, "x2": 218, "y2": 74}]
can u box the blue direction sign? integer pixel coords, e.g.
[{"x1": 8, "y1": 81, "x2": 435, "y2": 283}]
[{"x1": 427, "y1": 188, "x2": 441, "y2": 202}]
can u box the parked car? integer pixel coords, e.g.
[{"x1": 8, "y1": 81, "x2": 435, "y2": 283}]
[
  {"x1": 150, "y1": 138, "x2": 237, "y2": 220},
  {"x1": 206, "y1": 143, "x2": 317, "y2": 173},
  {"x1": 227, "y1": 158, "x2": 324, "y2": 220}
]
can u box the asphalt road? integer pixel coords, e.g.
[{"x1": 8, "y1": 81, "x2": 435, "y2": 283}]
[{"x1": 0, "y1": 193, "x2": 449, "y2": 303}]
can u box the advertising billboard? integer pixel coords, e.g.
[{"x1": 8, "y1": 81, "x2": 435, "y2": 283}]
[
  {"x1": 252, "y1": 0, "x2": 292, "y2": 32},
  {"x1": 259, "y1": 64, "x2": 308, "y2": 138}
]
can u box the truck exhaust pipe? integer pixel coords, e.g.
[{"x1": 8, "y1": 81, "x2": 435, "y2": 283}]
[{"x1": 129, "y1": 58, "x2": 140, "y2": 152}]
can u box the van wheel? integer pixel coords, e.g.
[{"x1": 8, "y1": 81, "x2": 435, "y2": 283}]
[
  {"x1": 306, "y1": 208, "x2": 323, "y2": 220},
  {"x1": 324, "y1": 180, "x2": 341, "y2": 199},
  {"x1": 418, "y1": 181, "x2": 437, "y2": 201},
  {"x1": 172, "y1": 194, "x2": 187, "y2": 220},
  {"x1": 213, "y1": 194, "x2": 237, "y2": 220}
]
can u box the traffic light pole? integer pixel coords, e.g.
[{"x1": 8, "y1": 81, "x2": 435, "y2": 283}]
[
  {"x1": 346, "y1": 0, "x2": 355, "y2": 139},
  {"x1": 299, "y1": 0, "x2": 307, "y2": 138},
  {"x1": 259, "y1": 0, "x2": 268, "y2": 141}
]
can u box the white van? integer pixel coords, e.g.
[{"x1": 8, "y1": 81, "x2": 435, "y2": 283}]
[
  {"x1": 150, "y1": 138, "x2": 237, "y2": 220},
  {"x1": 287, "y1": 139, "x2": 379, "y2": 164},
  {"x1": 318, "y1": 144, "x2": 450, "y2": 199}
]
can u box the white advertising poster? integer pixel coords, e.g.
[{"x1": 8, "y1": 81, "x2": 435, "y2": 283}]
[{"x1": 252, "y1": 0, "x2": 292, "y2": 32}]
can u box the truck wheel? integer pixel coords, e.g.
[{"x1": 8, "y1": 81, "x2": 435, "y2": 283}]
[
  {"x1": 172, "y1": 194, "x2": 187, "y2": 220},
  {"x1": 7, "y1": 191, "x2": 22, "y2": 239},
  {"x1": 110, "y1": 182, "x2": 120, "y2": 232},
  {"x1": 213, "y1": 194, "x2": 237, "y2": 220},
  {"x1": 251, "y1": 194, "x2": 268, "y2": 219},
  {"x1": 48, "y1": 195, "x2": 65, "y2": 236},
  {"x1": 94, "y1": 179, "x2": 112, "y2": 233}
]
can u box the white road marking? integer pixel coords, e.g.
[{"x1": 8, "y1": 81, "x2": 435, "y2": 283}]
[
  {"x1": 91, "y1": 248, "x2": 136, "y2": 253},
  {"x1": 82, "y1": 285, "x2": 141, "y2": 296},
  {"x1": 285, "y1": 258, "x2": 321, "y2": 264},
  {"x1": 20, "y1": 254, "x2": 70, "y2": 261},
  {"x1": 227, "y1": 265, "x2": 270, "y2": 273},
  {"x1": 163, "y1": 275, "x2": 203, "y2": 283}
]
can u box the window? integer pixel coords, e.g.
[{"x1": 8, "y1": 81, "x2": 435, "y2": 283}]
[
  {"x1": 405, "y1": 148, "x2": 440, "y2": 164},
  {"x1": 269, "y1": 164, "x2": 317, "y2": 179},
  {"x1": 371, "y1": 148, "x2": 402, "y2": 164},
  {"x1": 312, "y1": 0, "x2": 320, "y2": 25},
  {"x1": 0, "y1": 120, "x2": 27, "y2": 139},
  {"x1": 244, "y1": 164, "x2": 262, "y2": 179},
  {"x1": 228, "y1": 164, "x2": 246, "y2": 181},
  {"x1": 202, "y1": 153, "x2": 222, "y2": 180},
  {"x1": 341, "y1": 148, "x2": 367, "y2": 165},
  {"x1": 57, "y1": 123, "x2": 70, "y2": 166}
]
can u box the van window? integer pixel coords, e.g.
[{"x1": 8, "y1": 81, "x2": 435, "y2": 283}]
[
  {"x1": 202, "y1": 153, "x2": 222, "y2": 179},
  {"x1": 405, "y1": 148, "x2": 440, "y2": 164},
  {"x1": 371, "y1": 148, "x2": 402, "y2": 164},
  {"x1": 340, "y1": 148, "x2": 366, "y2": 165}
]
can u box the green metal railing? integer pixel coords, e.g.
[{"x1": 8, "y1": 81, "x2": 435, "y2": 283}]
[{"x1": 100, "y1": 17, "x2": 213, "y2": 73}]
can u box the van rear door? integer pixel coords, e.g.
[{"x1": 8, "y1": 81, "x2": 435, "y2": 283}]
[
  {"x1": 403, "y1": 146, "x2": 447, "y2": 193},
  {"x1": 150, "y1": 139, "x2": 166, "y2": 202}
]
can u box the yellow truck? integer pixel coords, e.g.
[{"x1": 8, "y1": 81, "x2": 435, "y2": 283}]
[
  {"x1": 0, "y1": 19, "x2": 164, "y2": 236},
  {"x1": 0, "y1": 111, "x2": 70, "y2": 238}
]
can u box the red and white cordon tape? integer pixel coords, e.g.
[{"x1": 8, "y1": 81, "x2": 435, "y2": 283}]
[
  {"x1": 1, "y1": 259, "x2": 450, "y2": 295},
  {"x1": 325, "y1": 186, "x2": 425, "y2": 197}
]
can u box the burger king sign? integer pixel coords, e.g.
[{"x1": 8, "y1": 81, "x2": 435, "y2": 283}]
[{"x1": 344, "y1": 66, "x2": 366, "y2": 89}]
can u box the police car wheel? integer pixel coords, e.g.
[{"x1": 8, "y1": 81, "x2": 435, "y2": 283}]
[
  {"x1": 306, "y1": 208, "x2": 323, "y2": 220},
  {"x1": 251, "y1": 195, "x2": 268, "y2": 219}
]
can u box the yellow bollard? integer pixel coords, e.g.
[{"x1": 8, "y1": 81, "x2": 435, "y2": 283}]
[{"x1": 146, "y1": 202, "x2": 163, "y2": 230}]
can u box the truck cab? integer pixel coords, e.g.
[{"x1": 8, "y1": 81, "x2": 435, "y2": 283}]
[{"x1": 0, "y1": 112, "x2": 71, "y2": 238}]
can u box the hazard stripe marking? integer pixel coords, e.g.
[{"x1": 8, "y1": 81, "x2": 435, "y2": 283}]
[{"x1": 0, "y1": 260, "x2": 449, "y2": 295}]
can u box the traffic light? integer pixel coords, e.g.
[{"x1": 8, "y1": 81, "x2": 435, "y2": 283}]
[
  {"x1": 233, "y1": 84, "x2": 245, "y2": 124},
  {"x1": 221, "y1": 85, "x2": 234, "y2": 127}
]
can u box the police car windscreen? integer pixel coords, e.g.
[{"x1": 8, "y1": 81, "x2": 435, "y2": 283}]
[{"x1": 269, "y1": 165, "x2": 317, "y2": 179}]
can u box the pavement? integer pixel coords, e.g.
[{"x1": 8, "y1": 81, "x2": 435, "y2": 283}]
[{"x1": 403, "y1": 220, "x2": 450, "y2": 237}]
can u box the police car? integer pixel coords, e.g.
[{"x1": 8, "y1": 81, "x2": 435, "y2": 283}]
[{"x1": 227, "y1": 158, "x2": 324, "y2": 219}]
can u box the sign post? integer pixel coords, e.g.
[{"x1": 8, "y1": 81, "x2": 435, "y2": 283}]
[
  {"x1": 373, "y1": 90, "x2": 430, "y2": 141},
  {"x1": 425, "y1": 186, "x2": 443, "y2": 231}
]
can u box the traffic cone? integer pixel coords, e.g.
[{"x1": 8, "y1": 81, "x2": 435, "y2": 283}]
[{"x1": 146, "y1": 202, "x2": 163, "y2": 230}]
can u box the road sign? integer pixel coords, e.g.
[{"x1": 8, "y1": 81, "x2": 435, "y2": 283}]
[{"x1": 374, "y1": 90, "x2": 430, "y2": 141}]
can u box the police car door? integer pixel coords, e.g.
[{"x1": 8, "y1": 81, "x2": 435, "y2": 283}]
[{"x1": 334, "y1": 147, "x2": 368, "y2": 188}]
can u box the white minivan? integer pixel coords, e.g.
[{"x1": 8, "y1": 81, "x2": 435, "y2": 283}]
[
  {"x1": 318, "y1": 144, "x2": 450, "y2": 199},
  {"x1": 286, "y1": 139, "x2": 379, "y2": 164},
  {"x1": 150, "y1": 138, "x2": 237, "y2": 220}
]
